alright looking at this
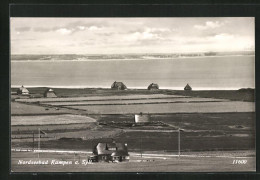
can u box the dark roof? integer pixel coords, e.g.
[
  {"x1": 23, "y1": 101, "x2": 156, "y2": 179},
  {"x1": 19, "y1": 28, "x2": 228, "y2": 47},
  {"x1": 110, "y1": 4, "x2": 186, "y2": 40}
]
[
  {"x1": 43, "y1": 88, "x2": 57, "y2": 97},
  {"x1": 148, "y1": 83, "x2": 159, "y2": 90},
  {"x1": 111, "y1": 81, "x2": 127, "y2": 90},
  {"x1": 94, "y1": 142, "x2": 128, "y2": 155},
  {"x1": 184, "y1": 83, "x2": 192, "y2": 90}
]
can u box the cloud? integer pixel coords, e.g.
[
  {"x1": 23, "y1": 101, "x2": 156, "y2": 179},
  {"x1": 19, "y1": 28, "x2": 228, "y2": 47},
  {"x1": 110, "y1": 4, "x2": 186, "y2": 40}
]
[
  {"x1": 208, "y1": 33, "x2": 234, "y2": 41},
  {"x1": 15, "y1": 27, "x2": 31, "y2": 32},
  {"x1": 101, "y1": 32, "x2": 115, "y2": 36},
  {"x1": 34, "y1": 27, "x2": 52, "y2": 32},
  {"x1": 128, "y1": 27, "x2": 172, "y2": 34},
  {"x1": 65, "y1": 20, "x2": 108, "y2": 29},
  {"x1": 32, "y1": 24, "x2": 103, "y2": 35},
  {"x1": 11, "y1": 38, "x2": 35, "y2": 41},
  {"x1": 194, "y1": 21, "x2": 224, "y2": 30},
  {"x1": 56, "y1": 28, "x2": 72, "y2": 35},
  {"x1": 126, "y1": 31, "x2": 158, "y2": 42},
  {"x1": 125, "y1": 27, "x2": 171, "y2": 42},
  {"x1": 88, "y1": 26, "x2": 103, "y2": 31},
  {"x1": 182, "y1": 33, "x2": 234, "y2": 45},
  {"x1": 147, "y1": 28, "x2": 171, "y2": 33},
  {"x1": 77, "y1": 26, "x2": 85, "y2": 30},
  {"x1": 11, "y1": 18, "x2": 253, "y2": 54}
]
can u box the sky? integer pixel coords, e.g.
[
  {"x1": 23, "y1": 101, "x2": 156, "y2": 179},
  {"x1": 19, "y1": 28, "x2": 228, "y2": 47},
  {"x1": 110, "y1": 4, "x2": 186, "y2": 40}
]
[{"x1": 10, "y1": 17, "x2": 255, "y2": 54}]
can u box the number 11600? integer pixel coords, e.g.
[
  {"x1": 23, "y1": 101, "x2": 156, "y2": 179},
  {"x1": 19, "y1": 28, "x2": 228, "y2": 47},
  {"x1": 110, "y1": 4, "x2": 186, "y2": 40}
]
[{"x1": 232, "y1": 160, "x2": 247, "y2": 164}]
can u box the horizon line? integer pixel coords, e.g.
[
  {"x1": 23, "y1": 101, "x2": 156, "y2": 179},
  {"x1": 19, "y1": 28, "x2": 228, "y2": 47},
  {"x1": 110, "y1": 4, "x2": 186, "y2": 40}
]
[
  {"x1": 10, "y1": 50, "x2": 255, "y2": 56},
  {"x1": 10, "y1": 85, "x2": 255, "y2": 91}
]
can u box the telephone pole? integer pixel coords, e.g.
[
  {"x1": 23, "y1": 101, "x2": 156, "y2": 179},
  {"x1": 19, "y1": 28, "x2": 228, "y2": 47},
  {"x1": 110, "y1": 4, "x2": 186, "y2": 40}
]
[
  {"x1": 32, "y1": 131, "x2": 34, "y2": 152},
  {"x1": 38, "y1": 128, "x2": 40, "y2": 158},
  {"x1": 178, "y1": 128, "x2": 180, "y2": 158},
  {"x1": 140, "y1": 137, "x2": 142, "y2": 158},
  {"x1": 178, "y1": 128, "x2": 184, "y2": 158}
]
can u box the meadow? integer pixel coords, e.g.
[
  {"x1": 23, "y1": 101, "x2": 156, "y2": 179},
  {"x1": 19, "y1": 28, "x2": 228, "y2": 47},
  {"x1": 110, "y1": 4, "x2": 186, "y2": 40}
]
[
  {"x1": 11, "y1": 111, "x2": 255, "y2": 152},
  {"x1": 40, "y1": 97, "x2": 228, "y2": 106},
  {"x1": 15, "y1": 94, "x2": 187, "y2": 103},
  {"x1": 11, "y1": 89, "x2": 255, "y2": 168},
  {"x1": 12, "y1": 87, "x2": 255, "y2": 102},
  {"x1": 11, "y1": 150, "x2": 255, "y2": 172},
  {"x1": 11, "y1": 114, "x2": 96, "y2": 126},
  {"x1": 64, "y1": 101, "x2": 254, "y2": 114},
  {"x1": 11, "y1": 102, "x2": 69, "y2": 115}
]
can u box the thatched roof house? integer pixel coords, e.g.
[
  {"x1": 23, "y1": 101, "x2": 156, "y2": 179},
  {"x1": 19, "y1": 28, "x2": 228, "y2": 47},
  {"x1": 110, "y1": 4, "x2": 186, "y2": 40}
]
[
  {"x1": 92, "y1": 141, "x2": 129, "y2": 162},
  {"x1": 111, "y1": 81, "x2": 127, "y2": 90},
  {"x1": 17, "y1": 85, "x2": 29, "y2": 95},
  {"x1": 148, "y1": 83, "x2": 159, "y2": 90},
  {"x1": 184, "y1": 83, "x2": 192, "y2": 91},
  {"x1": 43, "y1": 88, "x2": 57, "y2": 98}
]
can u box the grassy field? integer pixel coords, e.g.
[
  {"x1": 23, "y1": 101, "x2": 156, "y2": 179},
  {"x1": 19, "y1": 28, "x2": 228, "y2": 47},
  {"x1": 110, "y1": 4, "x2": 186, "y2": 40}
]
[
  {"x1": 11, "y1": 123, "x2": 97, "y2": 133},
  {"x1": 64, "y1": 101, "x2": 254, "y2": 114},
  {"x1": 98, "y1": 113, "x2": 255, "y2": 131},
  {"x1": 11, "y1": 101, "x2": 94, "y2": 116},
  {"x1": 11, "y1": 112, "x2": 255, "y2": 152},
  {"x1": 172, "y1": 89, "x2": 255, "y2": 102},
  {"x1": 11, "y1": 87, "x2": 255, "y2": 102},
  {"x1": 12, "y1": 87, "x2": 173, "y2": 98},
  {"x1": 11, "y1": 114, "x2": 96, "y2": 126},
  {"x1": 11, "y1": 128, "x2": 123, "y2": 143},
  {"x1": 16, "y1": 130, "x2": 253, "y2": 152},
  {"x1": 11, "y1": 88, "x2": 256, "y2": 172},
  {"x1": 11, "y1": 102, "x2": 69, "y2": 115},
  {"x1": 15, "y1": 94, "x2": 188, "y2": 103},
  {"x1": 41, "y1": 97, "x2": 228, "y2": 106},
  {"x1": 11, "y1": 151, "x2": 255, "y2": 172}
]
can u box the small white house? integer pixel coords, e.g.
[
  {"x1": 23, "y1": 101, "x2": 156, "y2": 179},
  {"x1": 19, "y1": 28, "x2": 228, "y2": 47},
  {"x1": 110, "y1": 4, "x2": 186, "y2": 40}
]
[{"x1": 17, "y1": 85, "x2": 29, "y2": 95}]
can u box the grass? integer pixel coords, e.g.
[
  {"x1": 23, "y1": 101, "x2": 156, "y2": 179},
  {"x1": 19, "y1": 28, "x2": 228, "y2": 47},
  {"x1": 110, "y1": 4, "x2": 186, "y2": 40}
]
[
  {"x1": 97, "y1": 112, "x2": 255, "y2": 132},
  {"x1": 10, "y1": 88, "x2": 256, "y2": 172},
  {"x1": 11, "y1": 112, "x2": 255, "y2": 152},
  {"x1": 11, "y1": 102, "x2": 69, "y2": 115},
  {"x1": 64, "y1": 101, "x2": 254, "y2": 114},
  {"x1": 12, "y1": 87, "x2": 169, "y2": 98},
  {"x1": 11, "y1": 123, "x2": 97, "y2": 134},
  {"x1": 11, "y1": 151, "x2": 256, "y2": 172},
  {"x1": 11, "y1": 89, "x2": 255, "y2": 161},
  {"x1": 15, "y1": 130, "x2": 254, "y2": 152},
  {"x1": 11, "y1": 114, "x2": 96, "y2": 126},
  {"x1": 171, "y1": 89, "x2": 255, "y2": 102},
  {"x1": 11, "y1": 87, "x2": 255, "y2": 102},
  {"x1": 41, "y1": 97, "x2": 228, "y2": 106},
  {"x1": 15, "y1": 94, "x2": 187, "y2": 103}
]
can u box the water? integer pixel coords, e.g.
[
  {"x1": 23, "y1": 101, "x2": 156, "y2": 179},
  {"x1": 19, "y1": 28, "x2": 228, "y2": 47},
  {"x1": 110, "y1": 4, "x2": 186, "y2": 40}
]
[{"x1": 11, "y1": 55, "x2": 255, "y2": 90}]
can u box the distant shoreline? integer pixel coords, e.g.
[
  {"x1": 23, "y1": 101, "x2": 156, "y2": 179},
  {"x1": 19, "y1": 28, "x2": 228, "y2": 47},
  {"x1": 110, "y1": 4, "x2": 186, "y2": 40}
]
[
  {"x1": 10, "y1": 85, "x2": 254, "y2": 91},
  {"x1": 11, "y1": 54, "x2": 255, "y2": 63}
]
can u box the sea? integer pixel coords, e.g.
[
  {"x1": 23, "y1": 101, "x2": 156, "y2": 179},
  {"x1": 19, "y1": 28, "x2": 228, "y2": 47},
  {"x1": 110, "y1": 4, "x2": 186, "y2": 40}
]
[{"x1": 11, "y1": 55, "x2": 255, "y2": 90}]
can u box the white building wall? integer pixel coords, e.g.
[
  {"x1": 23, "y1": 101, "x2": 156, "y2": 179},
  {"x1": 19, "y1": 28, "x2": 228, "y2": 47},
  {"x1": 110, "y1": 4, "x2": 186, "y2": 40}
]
[{"x1": 135, "y1": 114, "x2": 150, "y2": 123}]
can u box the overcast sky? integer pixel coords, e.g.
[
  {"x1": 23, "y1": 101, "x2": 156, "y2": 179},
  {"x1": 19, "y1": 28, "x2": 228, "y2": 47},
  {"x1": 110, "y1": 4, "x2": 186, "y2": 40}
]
[{"x1": 10, "y1": 17, "x2": 254, "y2": 54}]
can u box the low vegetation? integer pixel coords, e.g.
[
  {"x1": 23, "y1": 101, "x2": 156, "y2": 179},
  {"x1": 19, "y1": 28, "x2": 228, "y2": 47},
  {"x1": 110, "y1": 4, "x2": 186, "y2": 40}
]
[
  {"x1": 64, "y1": 101, "x2": 254, "y2": 114},
  {"x1": 171, "y1": 89, "x2": 255, "y2": 102},
  {"x1": 11, "y1": 87, "x2": 255, "y2": 102}
]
